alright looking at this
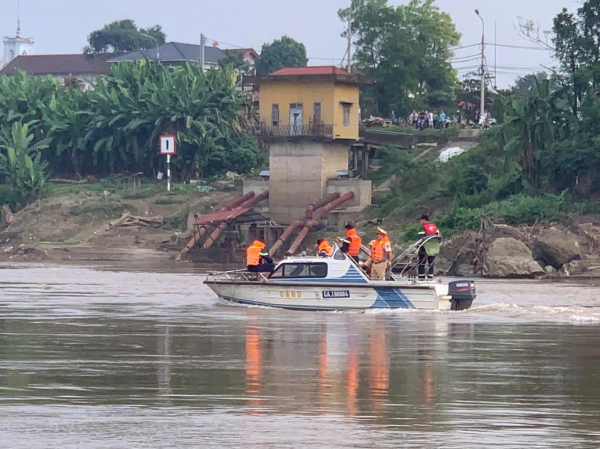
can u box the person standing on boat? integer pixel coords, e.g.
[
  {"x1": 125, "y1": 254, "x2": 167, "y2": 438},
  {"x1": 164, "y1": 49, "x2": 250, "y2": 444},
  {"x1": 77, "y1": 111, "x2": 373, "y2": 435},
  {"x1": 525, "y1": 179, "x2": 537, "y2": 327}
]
[
  {"x1": 417, "y1": 215, "x2": 441, "y2": 281},
  {"x1": 341, "y1": 224, "x2": 362, "y2": 263},
  {"x1": 247, "y1": 239, "x2": 275, "y2": 273},
  {"x1": 363, "y1": 228, "x2": 392, "y2": 281},
  {"x1": 317, "y1": 239, "x2": 333, "y2": 258}
]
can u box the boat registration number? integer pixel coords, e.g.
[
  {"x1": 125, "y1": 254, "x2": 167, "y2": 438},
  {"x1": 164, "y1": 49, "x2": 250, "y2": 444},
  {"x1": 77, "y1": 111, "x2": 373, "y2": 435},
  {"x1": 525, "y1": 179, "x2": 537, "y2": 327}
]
[{"x1": 323, "y1": 290, "x2": 350, "y2": 299}]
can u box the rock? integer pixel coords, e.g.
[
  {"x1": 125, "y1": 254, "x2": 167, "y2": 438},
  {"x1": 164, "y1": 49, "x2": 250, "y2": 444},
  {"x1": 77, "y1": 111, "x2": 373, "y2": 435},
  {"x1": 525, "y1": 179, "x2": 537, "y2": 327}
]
[
  {"x1": 533, "y1": 228, "x2": 581, "y2": 269},
  {"x1": 482, "y1": 237, "x2": 544, "y2": 278},
  {"x1": 455, "y1": 263, "x2": 476, "y2": 277},
  {"x1": 545, "y1": 265, "x2": 557, "y2": 275},
  {"x1": 562, "y1": 260, "x2": 588, "y2": 276},
  {"x1": 483, "y1": 224, "x2": 527, "y2": 245},
  {"x1": 436, "y1": 232, "x2": 481, "y2": 276}
]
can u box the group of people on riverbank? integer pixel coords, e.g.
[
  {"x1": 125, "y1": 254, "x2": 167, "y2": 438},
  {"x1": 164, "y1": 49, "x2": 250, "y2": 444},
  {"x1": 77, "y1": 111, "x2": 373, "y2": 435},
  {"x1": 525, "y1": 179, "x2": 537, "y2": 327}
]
[
  {"x1": 408, "y1": 110, "x2": 448, "y2": 131},
  {"x1": 246, "y1": 216, "x2": 440, "y2": 282}
]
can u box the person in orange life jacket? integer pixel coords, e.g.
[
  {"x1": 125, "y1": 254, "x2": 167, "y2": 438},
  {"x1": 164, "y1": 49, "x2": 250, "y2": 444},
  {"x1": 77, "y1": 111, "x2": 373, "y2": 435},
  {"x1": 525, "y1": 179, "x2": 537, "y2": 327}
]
[
  {"x1": 361, "y1": 228, "x2": 392, "y2": 281},
  {"x1": 246, "y1": 239, "x2": 275, "y2": 273},
  {"x1": 317, "y1": 239, "x2": 333, "y2": 258},
  {"x1": 417, "y1": 214, "x2": 440, "y2": 280},
  {"x1": 340, "y1": 223, "x2": 362, "y2": 263}
]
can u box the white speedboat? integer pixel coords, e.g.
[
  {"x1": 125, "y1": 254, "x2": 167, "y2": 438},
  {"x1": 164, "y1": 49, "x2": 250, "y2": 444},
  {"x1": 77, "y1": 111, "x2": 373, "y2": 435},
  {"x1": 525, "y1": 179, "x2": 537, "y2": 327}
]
[{"x1": 204, "y1": 247, "x2": 476, "y2": 312}]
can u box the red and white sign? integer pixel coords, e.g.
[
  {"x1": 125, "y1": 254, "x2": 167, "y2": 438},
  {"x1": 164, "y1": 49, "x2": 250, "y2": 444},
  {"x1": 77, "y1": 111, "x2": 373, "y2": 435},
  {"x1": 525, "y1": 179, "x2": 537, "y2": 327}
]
[{"x1": 159, "y1": 135, "x2": 176, "y2": 155}]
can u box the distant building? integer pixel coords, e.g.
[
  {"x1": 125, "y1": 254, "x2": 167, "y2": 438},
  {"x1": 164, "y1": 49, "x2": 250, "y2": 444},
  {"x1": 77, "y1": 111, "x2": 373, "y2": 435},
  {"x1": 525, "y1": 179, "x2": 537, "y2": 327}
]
[
  {"x1": 246, "y1": 66, "x2": 367, "y2": 226},
  {"x1": 2, "y1": 17, "x2": 34, "y2": 69},
  {"x1": 0, "y1": 54, "x2": 111, "y2": 90},
  {"x1": 257, "y1": 66, "x2": 359, "y2": 140},
  {"x1": 222, "y1": 48, "x2": 259, "y2": 74},
  {"x1": 108, "y1": 42, "x2": 226, "y2": 70}
]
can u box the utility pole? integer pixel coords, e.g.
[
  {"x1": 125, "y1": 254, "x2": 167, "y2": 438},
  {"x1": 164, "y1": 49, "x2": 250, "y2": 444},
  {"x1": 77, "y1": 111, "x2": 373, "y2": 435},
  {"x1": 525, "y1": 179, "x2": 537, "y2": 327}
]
[
  {"x1": 347, "y1": 14, "x2": 352, "y2": 74},
  {"x1": 200, "y1": 33, "x2": 206, "y2": 72},
  {"x1": 475, "y1": 10, "x2": 485, "y2": 123},
  {"x1": 494, "y1": 21, "x2": 498, "y2": 90}
]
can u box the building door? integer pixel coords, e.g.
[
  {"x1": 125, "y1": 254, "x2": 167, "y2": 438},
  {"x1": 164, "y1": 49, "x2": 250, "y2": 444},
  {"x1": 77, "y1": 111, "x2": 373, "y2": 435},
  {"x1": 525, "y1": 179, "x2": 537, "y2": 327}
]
[{"x1": 289, "y1": 103, "x2": 303, "y2": 135}]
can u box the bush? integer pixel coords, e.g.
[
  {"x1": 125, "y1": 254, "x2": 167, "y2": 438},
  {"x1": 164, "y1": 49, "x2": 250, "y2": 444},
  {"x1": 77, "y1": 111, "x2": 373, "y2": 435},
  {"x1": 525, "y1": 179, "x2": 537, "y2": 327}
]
[
  {"x1": 0, "y1": 185, "x2": 24, "y2": 210},
  {"x1": 436, "y1": 192, "x2": 567, "y2": 235}
]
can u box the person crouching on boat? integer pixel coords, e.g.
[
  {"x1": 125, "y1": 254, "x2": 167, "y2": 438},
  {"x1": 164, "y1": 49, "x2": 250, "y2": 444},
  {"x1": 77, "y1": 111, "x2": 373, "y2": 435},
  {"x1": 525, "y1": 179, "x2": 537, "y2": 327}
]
[
  {"x1": 317, "y1": 239, "x2": 333, "y2": 257},
  {"x1": 417, "y1": 214, "x2": 440, "y2": 281},
  {"x1": 247, "y1": 239, "x2": 275, "y2": 273},
  {"x1": 341, "y1": 223, "x2": 362, "y2": 263},
  {"x1": 362, "y1": 228, "x2": 392, "y2": 281}
]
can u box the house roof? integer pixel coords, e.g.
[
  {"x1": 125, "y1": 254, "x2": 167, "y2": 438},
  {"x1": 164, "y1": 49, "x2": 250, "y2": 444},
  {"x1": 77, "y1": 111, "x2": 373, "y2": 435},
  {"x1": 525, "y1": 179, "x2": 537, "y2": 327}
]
[
  {"x1": 108, "y1": 42, "x2": 225, "y2": 64},
  {"x1": 223, "y1": 48, "x2": 259, "y2": 59},
  {"x1": 269, "y1": 66, "x2": 351, "y2": 77},
  {"x1": 0, "y1": 53, "x2": 111, "y2": 77}
]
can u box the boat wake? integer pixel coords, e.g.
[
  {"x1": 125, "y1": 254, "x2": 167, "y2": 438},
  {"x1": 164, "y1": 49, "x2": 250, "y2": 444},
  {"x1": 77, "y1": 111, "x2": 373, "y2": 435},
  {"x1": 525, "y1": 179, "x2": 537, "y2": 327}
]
[{"x1": 465, "y1": 303, "x2": 600, "y2": 324}]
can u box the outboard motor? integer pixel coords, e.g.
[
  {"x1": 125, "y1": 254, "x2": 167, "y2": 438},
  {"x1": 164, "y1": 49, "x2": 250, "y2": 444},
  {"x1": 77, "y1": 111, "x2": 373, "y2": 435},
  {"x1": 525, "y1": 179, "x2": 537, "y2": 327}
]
[{"x1": 449, "y1": 281, "x2": 477, "y2": 311}]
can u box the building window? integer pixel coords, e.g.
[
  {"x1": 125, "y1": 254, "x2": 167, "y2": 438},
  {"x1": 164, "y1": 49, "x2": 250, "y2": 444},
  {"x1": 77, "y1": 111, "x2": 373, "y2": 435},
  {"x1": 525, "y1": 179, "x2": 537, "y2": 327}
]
[
  {"x1": 314, "y1": 102, "x2": 322, "y2": 124},
  {"x1": 271, "y1": 104, "x2": 279, "y2": 126},
  {"x1": 9, "y1": 50, "x2": 14, "y2": 60},
  {"x1": 342, "y1": 103, "x2": 352, "y2": 127}
]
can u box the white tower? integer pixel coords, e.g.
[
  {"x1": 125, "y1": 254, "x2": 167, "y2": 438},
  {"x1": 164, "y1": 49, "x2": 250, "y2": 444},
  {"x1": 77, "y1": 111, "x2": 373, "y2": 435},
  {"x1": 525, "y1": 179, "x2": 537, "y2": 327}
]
[{"x1": 2, "y1": 3, "x2": 34, "y2": 67}]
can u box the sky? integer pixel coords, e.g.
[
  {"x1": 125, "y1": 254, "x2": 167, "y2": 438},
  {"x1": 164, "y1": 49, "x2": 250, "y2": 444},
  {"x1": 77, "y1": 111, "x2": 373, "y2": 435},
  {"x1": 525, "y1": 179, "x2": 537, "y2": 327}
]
[{"x1": 1, "y1": 0, "x2": 577, "y2": 88}]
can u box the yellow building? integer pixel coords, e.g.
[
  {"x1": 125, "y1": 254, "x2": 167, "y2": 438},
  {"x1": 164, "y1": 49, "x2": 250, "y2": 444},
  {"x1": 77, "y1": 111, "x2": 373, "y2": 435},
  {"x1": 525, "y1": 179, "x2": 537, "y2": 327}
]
[{"x1": 258, "y1": 66, "x2": 359, "y2": 141}]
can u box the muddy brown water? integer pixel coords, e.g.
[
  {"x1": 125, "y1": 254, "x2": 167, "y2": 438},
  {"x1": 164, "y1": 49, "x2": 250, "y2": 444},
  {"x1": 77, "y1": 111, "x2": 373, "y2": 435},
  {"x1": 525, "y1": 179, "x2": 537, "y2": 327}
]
[{"x1": 1, "y1": 263, "x2": 600, "y2": 448}]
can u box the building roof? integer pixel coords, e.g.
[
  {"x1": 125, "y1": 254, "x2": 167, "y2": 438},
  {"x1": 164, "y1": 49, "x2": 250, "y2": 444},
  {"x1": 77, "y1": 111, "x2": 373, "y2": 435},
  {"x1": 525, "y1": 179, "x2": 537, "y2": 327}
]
[
  {"x1": 269, "y1": 66, "x2": 351, "y2": 77},
  {"x1": 223, "y1": 48, "x2": 259, "y2": 59},
  {"x1": 0, "y1": 53, "x2": 111, "y2": 77},
  {"x1": 108, "y1": 42, "x2": 225, "y2": 64}
]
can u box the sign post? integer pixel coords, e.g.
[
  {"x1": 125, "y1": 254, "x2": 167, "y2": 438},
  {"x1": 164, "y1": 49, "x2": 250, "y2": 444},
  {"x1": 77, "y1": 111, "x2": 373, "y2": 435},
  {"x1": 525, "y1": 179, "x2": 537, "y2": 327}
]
[{"x1": 159, "y1": 135, "x2": 176, "y2": 192}]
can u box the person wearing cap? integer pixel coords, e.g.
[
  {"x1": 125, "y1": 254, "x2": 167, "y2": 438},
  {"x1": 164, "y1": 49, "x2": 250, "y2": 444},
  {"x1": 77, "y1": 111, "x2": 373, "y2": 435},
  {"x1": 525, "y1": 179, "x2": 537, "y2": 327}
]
[
  {"x1": 247, "y1": 239, "x2": 275, "y2": 273},
  {"x1": 417, "y1": 214, "x2": 441, "y2": 281},
  {"x1": 317, "y1": 239, "x2": 333, "y2": 258},
  {"x1": 341, "y1": 224, "x2": 362, "y2": 263},
  {"x1": 363, "y1": 228, "x2": 392, "y2": 281}
]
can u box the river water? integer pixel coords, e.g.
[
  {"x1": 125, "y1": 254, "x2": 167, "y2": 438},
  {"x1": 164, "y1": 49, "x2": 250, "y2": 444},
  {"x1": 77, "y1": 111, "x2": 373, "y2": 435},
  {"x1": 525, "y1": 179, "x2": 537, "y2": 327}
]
[{"x1": 1, "y1": 263, "x2": 600, "y2": 448}]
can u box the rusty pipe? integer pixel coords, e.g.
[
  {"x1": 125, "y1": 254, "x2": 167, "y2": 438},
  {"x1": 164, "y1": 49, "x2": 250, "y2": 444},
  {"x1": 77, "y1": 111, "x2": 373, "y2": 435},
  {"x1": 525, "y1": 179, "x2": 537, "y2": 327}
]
[
  {"x1": 179, "y1": 192, "x2": 256, "y2": 259},
  {"x1": 240, "y1": 190, "x2": 269, "y2": 208},
  {"x1": 313, "y1": 192, "x2": 355, "y2": 219},
  {"x1": 305, "y1": 193, "x2": 340, "y2": 219},
  {"x1": 226, "y1": 192, "x2": 255, "y2": 210},
  {"x1": 287, "y1": 192, "x2": 356, "y2": 255},
  {"x1": 202, "y1": 223, "x2": 227, "y2": 250},
  {"x1": 202, "y1": 191, "x2": 270, "y2": 251},
  {"x1": 269, "y1": 220, "x2": 305, "y2": 256},
  {"x1": 287, "y1": 220, "x2": 320, "y2": 255}
]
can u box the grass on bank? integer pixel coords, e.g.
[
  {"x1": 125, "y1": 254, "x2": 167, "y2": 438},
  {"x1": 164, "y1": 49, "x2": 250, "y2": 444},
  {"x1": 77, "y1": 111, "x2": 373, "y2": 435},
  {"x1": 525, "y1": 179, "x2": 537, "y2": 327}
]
[{"x1": 369, "y1": 133, "x2": 600, "y2": 242}]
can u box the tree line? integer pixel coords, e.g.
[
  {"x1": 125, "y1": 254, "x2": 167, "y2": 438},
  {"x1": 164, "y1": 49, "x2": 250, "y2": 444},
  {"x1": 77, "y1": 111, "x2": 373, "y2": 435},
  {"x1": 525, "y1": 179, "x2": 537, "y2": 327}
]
[{"x1": 0, "y1": 62, "x2": 258, "y2": 208}]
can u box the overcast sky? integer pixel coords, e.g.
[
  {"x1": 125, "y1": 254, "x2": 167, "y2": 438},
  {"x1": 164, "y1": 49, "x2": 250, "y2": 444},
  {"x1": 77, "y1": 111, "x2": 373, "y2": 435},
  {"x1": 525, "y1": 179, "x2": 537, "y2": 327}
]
[{"x1": 2, "y1": 0, "x2": 577, "y2": 88}]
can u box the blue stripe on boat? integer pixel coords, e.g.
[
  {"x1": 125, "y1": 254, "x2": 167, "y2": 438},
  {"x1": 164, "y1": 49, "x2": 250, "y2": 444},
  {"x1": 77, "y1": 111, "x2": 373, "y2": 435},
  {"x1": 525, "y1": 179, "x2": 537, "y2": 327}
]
[{"x1": 371, "y1": 288, "x2": 415, "y2": 309}]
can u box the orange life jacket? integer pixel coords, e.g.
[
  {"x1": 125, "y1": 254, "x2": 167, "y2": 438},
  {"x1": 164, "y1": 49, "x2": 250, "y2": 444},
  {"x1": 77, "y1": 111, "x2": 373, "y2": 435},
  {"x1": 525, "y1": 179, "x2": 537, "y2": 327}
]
[
  {"x1": 247, "y1": 241, "x2": 266, "y2": 266},
  {"x1": 346, "y1": 229, "x2": 362, "y2": 257},
  {"x1": 318, "y1": 240, "x2": 333, "y2": 257},
  {"x1": 370, "y1": 239, "x2": 385, "y2": 261}
]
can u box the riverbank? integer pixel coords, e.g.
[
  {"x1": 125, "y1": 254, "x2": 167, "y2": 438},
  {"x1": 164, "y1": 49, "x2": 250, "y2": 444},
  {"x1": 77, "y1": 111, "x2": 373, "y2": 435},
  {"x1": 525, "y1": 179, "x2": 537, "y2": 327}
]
[{"x1": 0, "y1": 178, "x2": 237, "y2": 265}]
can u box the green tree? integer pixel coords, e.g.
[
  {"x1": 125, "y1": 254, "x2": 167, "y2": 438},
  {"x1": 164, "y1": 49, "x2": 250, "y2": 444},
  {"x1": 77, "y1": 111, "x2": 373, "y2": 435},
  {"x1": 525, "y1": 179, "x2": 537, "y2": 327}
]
[
  {"x1": 86, "y1": 20, "x2": 166, "y2": 55},
  {"x1": 0, "y1": 122, "x2": 51, "y2": 201},
  {"x1": 340, "y1": 0, "x2": 460, "y2": 115},
  {"x1": 255, "y1": 36, "x2": 308, "y2": 75}
]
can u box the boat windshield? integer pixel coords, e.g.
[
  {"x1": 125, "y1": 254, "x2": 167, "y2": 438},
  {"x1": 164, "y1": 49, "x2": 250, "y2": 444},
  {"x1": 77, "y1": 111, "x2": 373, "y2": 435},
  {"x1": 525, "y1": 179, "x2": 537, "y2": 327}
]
[{"x1": 270, "y1": 262, "x2": 328, "y2": 279}]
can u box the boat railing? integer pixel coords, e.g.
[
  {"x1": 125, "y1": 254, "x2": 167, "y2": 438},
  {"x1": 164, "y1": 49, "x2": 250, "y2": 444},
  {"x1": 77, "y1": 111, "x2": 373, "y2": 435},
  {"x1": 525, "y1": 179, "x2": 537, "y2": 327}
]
[
  {"x1": 206, "y1": 269, "x2": 270, "y2": 283},
  {"x1": 387, "y1": 235, "x2": 442, "y2": 279}
]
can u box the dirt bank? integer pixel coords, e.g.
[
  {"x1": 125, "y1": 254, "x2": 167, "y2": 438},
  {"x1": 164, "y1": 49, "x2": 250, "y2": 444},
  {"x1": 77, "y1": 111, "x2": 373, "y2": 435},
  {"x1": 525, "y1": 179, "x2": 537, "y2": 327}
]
[{"x1": 0, "y1": 180, "x2": 237, "y2": 264}]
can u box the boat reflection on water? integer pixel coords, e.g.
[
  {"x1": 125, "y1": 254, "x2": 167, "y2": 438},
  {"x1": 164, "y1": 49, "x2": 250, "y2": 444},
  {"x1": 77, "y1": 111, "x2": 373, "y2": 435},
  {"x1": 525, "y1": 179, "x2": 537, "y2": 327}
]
[
  {"x1": 368, "y1": 321, "x2": 389, "y2": 413},
  {"x1": 240, "y1": 314, "x2": 464, "y2": 422},
  {"x1": 245, "y1": 324, "x2": 263, "y2": 413}
]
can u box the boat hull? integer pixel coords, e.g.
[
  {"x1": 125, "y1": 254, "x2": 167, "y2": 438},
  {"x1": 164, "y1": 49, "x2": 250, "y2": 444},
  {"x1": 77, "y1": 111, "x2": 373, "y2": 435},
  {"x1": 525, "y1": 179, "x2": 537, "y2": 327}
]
[{"x1": 205, "y1": 280, "x2": 452, "y2": 311}]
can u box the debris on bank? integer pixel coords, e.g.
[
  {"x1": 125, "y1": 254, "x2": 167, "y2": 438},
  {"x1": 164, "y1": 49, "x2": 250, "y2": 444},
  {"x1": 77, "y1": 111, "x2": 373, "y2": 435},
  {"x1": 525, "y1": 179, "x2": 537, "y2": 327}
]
[{"x1": 109, "y1": 213, "x2": 164, "y2": 229}]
